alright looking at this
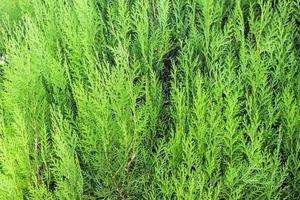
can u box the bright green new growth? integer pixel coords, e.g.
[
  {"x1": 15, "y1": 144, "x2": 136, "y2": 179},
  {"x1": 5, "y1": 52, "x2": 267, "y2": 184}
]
[{"x1": 0, "y1": 0, "x2": 299, "y2": 199}]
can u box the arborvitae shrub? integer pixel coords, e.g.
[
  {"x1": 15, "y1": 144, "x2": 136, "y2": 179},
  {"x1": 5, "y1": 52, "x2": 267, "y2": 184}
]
[{"x1": 0, "y1": 0, "x2": 299, "y2": 199}]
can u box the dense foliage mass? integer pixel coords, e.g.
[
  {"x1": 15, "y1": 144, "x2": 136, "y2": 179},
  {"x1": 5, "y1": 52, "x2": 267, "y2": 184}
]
[{"x1": 0, "y1": 0, "x2": 299, "y2": 199}]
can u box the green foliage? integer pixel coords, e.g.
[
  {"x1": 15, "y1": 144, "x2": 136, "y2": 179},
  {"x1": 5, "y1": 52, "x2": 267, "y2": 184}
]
[{"x1": 0, "y1": 0, "x2": 299, "y2": 199}]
